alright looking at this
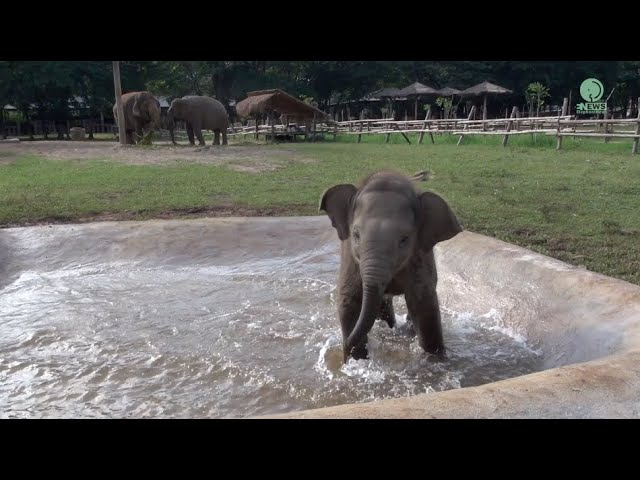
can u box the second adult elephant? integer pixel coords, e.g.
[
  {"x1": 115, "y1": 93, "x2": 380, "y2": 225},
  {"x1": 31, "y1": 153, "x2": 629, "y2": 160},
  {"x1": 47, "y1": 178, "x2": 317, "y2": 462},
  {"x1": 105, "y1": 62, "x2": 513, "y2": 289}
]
[{"x1": 167, "y1": 96, "x2": 230, "y2": 146}]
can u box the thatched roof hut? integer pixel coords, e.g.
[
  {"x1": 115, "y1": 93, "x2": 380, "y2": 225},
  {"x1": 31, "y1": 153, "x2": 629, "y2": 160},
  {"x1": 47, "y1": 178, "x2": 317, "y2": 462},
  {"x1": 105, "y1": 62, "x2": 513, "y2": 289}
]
[
  {"x1": 459, "y1": 81, "x2": 513, "y2": 120},
  {"x1": 235, "y1": 89, "x2": 329, "y2": 121},
  {"x1": 396, "y1": 82, "x2": 438, "y2": 97},
  {"x1": 436, "y1": 87, "x2": 461, "y2": 96},
  {"x1": 362, "y1": 87, "x2": 405, "y2": 101},
  {"x1": 396, "y1": 82, "x2": 438, "y2": 119},
  {"x1": 459, "y1": 81, "x2": 512, "y2": 96}
]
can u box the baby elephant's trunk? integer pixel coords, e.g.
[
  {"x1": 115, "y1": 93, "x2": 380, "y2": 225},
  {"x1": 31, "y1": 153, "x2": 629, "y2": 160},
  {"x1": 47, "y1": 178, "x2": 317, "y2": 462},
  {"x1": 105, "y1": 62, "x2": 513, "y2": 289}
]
[{"x1": 344, "y1": 259, "x2": 390, "y2": 361}]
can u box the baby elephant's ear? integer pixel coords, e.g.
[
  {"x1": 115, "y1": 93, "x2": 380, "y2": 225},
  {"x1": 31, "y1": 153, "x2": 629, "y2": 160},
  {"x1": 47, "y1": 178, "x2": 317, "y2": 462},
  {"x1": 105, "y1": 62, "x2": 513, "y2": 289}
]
[
  {"x1": 319, "y1": 184, "x2": 357, "y2": 241},
  {"x1": 418, "y1": 191, "x2": 463, "y2": 251}
]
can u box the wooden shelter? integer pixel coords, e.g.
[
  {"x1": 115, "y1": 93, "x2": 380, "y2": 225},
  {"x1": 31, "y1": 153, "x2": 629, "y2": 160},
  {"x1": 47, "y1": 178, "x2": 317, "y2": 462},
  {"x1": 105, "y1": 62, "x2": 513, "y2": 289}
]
[
  {"x1": 436, "y1": 87, "x2": 461, "y2": 96},
  {"x1": 364, "y1": 87, "x2": 404, "y2": 101},
  {"x1": 459, "y1": 81, "x2": 512, "y2": 120},
  {"x1": 396, "y1": 82, "x2": 438, "y2": 119},
  {"x1": 236, "y1": 89, "x2": 329, "y2": 122},
  {"x1": 235, "y1": 89, "x2": 330, "y2": 141},
  {"x1": 396, "y1": 82, "x2": 438, "y2": 97},
  {"x1": 361, "y1": 87, "x2": 406, "y2": 119},
  {"x1": 434, "y1": 87, "x2": 462, "y2": 119}
]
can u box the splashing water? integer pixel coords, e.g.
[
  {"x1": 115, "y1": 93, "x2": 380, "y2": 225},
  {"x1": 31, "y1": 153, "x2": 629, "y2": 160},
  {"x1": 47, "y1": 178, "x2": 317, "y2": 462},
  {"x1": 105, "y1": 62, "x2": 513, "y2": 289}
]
[{"x1": 0, "y1": 242, "x2": 542, "y2": 418}]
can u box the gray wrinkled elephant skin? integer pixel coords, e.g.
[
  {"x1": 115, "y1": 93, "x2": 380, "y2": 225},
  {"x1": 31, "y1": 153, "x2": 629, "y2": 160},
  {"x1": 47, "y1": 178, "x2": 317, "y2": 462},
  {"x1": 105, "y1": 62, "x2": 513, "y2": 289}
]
[
  {"x1": 320, "y1": 170, "x2": 463, "y2": 363},
  {"x1": 167, "y1": 95, "x2": 230, "y2": 146},
  {"x1": 112, "y1": 91, "x2": 161, "y2": 145}
]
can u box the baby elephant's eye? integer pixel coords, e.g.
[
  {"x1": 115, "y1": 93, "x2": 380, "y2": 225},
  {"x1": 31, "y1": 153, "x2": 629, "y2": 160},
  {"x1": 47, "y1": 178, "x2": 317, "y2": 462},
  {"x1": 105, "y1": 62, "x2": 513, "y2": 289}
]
[
  {"x1": 399, "y1": 236, "x2": 409, "y2": 247},
  {"x1": 353, "y1": 231, "x2": 361, "y2": 241}
]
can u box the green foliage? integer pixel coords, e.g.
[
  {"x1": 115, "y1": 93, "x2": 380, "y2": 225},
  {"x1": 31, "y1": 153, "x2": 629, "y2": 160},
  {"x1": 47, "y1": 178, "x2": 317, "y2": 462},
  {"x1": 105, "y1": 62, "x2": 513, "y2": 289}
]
[
  {"x1": 526, "y1": 82, "x2": 551, "y2": 114},
  {"x1": 435, "y1": 96, "x2": 453, "y2": 118},
  {"x1": 301, "y1": 96, "x2": 318, "y2": 107},
  {"x1": 137, "y1": 130, "x2": 155, "y2": 145},
  {"x1": 2, "y1": 61, "x2": 640, "y2": 128},
  {"x1": 528, "y1": 82, "x2": 549, "y2": 101}
]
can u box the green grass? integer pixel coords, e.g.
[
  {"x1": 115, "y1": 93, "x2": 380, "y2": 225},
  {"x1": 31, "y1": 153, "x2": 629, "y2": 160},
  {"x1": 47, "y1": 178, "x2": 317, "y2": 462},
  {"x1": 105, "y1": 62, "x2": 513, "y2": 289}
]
[
  {"x1": 332, "y1": 131, "x2": 638, "y2": 153},
  {"x1": 1, "y1": 138, "x2": 639, "y2": 285}
]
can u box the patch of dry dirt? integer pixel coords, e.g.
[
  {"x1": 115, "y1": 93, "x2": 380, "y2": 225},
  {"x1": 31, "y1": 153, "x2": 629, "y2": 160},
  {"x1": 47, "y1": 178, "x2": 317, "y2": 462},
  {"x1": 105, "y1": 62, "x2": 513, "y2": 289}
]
[
  {"x1": 0, "y1": 140, "x2": 305, "y2": 172},
  {"x1": 0, "y1": 150, "x2": 18, "y2": 165}
]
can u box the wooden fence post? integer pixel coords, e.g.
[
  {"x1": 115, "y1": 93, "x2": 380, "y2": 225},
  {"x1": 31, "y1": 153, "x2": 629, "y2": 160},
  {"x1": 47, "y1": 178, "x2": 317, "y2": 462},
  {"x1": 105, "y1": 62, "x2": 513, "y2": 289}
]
[
  {"x1": 418, "y1": 109, "x2": 433, "y2": 145},
  {"x1": 502, "y1": 106, "x2": 518, "y2": 147},
  {"x1": 271, "y1": 112, "x2": 276, "y2": 143},
  {"x1": 632, "y1": 97, "x2": 640, "y2": 155},
  {"x1": 556, "y1": 98, "x2": 568, "y2": 150},
  {"x1": 111, "y1": 61, "x2": 127, "y2": 145},
  {"x1": 457, "y1": 105, "x2": 475, "y2": 146}
]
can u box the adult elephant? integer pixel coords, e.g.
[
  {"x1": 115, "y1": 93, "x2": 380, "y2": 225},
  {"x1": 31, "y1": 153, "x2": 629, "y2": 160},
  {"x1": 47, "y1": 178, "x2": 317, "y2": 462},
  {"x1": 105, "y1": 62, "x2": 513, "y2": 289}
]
[
  {"x1": 319, "y1": 170, "x2": 462, "y2": 364},
  {"x1": 167, "y1": 95, "x2": 230, "y2": 146},
  {"x1": 112, "y1": 91, "x2": 161, "y2": 145}
]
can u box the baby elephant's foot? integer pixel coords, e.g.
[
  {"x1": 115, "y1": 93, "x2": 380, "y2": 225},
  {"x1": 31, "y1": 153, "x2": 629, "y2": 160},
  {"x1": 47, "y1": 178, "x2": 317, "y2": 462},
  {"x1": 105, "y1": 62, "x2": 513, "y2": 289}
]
[{"x1": 343, "y1": 343, "x2": 368, "y2": 363}]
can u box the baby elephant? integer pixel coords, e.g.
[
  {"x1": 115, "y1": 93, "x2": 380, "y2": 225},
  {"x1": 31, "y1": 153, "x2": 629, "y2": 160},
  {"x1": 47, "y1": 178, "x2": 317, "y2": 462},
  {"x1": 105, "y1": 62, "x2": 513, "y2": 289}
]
[{"x1": 319, "y1": 170, "x2": 462, "y2": 363}]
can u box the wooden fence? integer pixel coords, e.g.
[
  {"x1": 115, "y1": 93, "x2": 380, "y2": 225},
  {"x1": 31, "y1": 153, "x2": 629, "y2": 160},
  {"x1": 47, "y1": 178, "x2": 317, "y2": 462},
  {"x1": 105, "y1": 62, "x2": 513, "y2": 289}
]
[
  {"x1": 6, "y1": 96, "x2": 639, "y2": 154},
  {"x1": 298, "y1": 96, "x2": 640, "y2": 154},
  {"x1": 216, "y1": 109, "x2": 640, "y2": 154},
  {"x1": 4, "y1": 121, "x2": 117, "y2": 136}
]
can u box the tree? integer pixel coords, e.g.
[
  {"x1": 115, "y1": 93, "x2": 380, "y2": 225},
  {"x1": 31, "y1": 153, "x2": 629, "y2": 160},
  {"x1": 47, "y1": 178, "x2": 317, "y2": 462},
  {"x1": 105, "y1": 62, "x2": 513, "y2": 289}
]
[
  {"x1": 525, "y1": 82, "x2": 550, "y2": 117},
  {"x1": 435, "y1": 96, "x2": 453, "y2": 119},
  {"x1": 71, "y1": 61, "x2": 116, "y2": 139},
  {"x1": 0, "y1": 62, "x2": 10, "y2": 138}
]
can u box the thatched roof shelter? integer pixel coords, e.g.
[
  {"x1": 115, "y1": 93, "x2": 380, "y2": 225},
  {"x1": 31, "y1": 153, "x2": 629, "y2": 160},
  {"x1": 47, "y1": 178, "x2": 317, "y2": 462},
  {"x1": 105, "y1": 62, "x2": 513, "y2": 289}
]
[
  {"x1": 459, "y1": 81, "x2": 512, "y2": 96},
  {"x1": 396, "y1": 82, "x2": 438, "y2": 119},
  {"x1": 435, "y1": 87, "x2": 461, "y2": 96},
  {"x1": 396, "y1": 82, "x2": 438, "y2": 97},
  {"x1": 363, "y1": 87, "x2": 405, "y2": 101},
  {"x1": 236, "y1": 89, "x2": 329, "y2": 121},
  {"x1": 355, "y1": 87, "x2": 407, "y2": 119},
  {"x1": 459, "y1": 81, "x2": 513, "y2": 120}
]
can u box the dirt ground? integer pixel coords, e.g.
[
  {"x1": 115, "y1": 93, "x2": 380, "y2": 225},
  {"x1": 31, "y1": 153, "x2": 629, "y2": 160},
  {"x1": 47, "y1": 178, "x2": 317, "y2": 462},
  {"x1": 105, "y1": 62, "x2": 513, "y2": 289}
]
[{"x1": 0, "y1": 139, "x2": 314, "y2": 173}]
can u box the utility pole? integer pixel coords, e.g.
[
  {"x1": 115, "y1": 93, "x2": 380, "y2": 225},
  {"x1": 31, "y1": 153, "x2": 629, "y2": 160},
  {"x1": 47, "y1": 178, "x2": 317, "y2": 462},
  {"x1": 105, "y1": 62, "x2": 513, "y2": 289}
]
[{"x1": 112, "y1": 61, "x2": 127, "y2": 145}]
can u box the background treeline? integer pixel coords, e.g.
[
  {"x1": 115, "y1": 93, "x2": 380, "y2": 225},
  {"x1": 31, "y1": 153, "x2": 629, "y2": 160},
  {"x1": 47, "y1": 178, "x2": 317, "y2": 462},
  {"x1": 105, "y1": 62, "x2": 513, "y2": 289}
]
[{"x1": 1, "y1": 61, "x2": 639, "y2": 135}]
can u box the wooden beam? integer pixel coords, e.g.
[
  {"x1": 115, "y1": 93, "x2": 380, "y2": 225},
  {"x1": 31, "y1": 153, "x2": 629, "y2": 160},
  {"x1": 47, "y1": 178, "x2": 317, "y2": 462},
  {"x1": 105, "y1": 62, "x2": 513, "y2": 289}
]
[
  {"x1": 557, "y1": 98, "x2": 568, "y2": 150},
  {"x1": 454, "y1": 129, "x2": 557, "y2": 135},
  {"x1": 561, "y1": 97, "x2": 569, "y2": 117},
  {"x1": 457, "y1": 105, "x2": 475, "y2": 145},
  {"x1": 112, "y1": 61, "x2": 127, "y2": 145},
  {"x1": 554, "y1": 132, "x2": 640, "y2": 139},
  {"x1": 559, "y1": 118, "x2": 637, "y2": 125},
  {"x1": 483, "y1": 95, "x2": 487, "y2": 121},
  {"x1": 632, "y1": 97, "x2": 640, "y2": 155},
  {"x1": 394, "y1": 124, "x2": 412, "y2": 144},
  {"x1": 418, "y1": 109, "x2": 433, "y2": 145},
  {"x1": 502, "y1": 106, "x2": 518, "y2": 146}
]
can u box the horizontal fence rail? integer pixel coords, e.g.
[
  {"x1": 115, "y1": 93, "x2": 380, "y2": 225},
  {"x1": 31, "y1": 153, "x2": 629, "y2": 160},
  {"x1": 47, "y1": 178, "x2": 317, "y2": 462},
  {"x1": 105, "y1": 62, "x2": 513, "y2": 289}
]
[{"x1": 4, "y1": 97, "x2": 639, "y2": 153}]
